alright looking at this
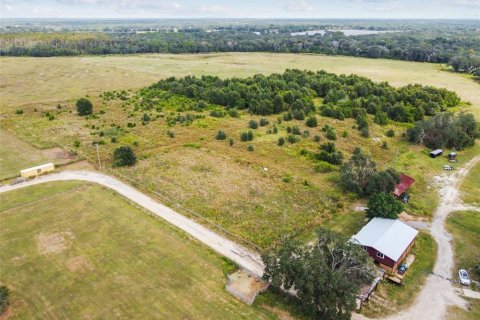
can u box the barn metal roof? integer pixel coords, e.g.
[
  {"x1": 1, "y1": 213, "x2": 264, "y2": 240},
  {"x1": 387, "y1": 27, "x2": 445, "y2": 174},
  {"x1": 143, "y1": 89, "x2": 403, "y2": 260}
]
[
  {"x1": 393, "y1": 173, "x2": 415, "y2": 197},
  {"x1": 351, "y1": 218, "x2": 418, "y2": 262}
]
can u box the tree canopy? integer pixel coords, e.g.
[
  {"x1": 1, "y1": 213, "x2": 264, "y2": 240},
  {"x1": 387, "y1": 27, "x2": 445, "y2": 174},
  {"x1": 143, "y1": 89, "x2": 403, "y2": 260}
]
[
  {"x1": 112, "y1": 146, "x2": 137, "y2": 167},
  {"x1": 76, "y1": 98, "x2": 93, "y2": 116},
  {"x1": 262, "y1": 229, "x2": 374, "y2": 320},
  {"x1": 366, "y1": 193, "x2": 404, "y2": 220}
]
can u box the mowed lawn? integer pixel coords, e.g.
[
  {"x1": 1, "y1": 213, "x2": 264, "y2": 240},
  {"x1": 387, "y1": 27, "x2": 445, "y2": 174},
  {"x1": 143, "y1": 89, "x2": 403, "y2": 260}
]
[{"x1": 0, "y1": 181, "x2": 274, "y2": 319}]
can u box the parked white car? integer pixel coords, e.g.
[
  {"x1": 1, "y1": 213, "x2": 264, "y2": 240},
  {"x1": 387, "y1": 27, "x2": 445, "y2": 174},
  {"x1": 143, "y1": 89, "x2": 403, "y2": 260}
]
[{"x1": 459, "y1": 269, "x2": 471, "y2": 285}]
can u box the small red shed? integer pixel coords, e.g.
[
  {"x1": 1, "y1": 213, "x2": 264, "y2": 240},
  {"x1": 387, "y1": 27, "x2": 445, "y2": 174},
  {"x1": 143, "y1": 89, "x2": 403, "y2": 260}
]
[{"x1": 393, "y1": 174, "x2": 415, "y2": 197}]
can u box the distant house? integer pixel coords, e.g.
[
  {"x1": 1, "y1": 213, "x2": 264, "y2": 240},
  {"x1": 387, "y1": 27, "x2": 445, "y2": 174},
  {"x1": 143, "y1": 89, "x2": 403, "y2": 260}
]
[
  {"x1": 351, "y1": 218, "x2": 418, "y2": 272},
  {"x1": 430, "y1": 149, "x2": 443, "y2": 158},
  {"x1": 393, "y1": 174, "x2": 415, "y2": 198}
]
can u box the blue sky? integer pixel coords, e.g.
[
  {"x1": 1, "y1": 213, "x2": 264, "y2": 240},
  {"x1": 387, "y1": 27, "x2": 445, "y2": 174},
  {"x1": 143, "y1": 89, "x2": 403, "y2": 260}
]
[{"x1": 1, "y1": 0, "x2": 479, "y2": 19}]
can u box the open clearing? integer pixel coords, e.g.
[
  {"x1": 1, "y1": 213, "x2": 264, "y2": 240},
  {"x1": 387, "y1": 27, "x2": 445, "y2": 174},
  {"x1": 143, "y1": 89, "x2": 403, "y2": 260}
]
[
  {"x1": 1, "y1": 53, "x2": 479, "y2": 248},
  {"x1": 0, "y1": 128, "x2": 76, "y2": 180},
  {"x1": 0, "y1": 181, "x2": 274, "y2": 319},
  {"x1": 1, "y1": 53, "x2": 479, "y2": 117},
  {"x1": 460, "y1": 163, "x2": 480, "y2": 206}
]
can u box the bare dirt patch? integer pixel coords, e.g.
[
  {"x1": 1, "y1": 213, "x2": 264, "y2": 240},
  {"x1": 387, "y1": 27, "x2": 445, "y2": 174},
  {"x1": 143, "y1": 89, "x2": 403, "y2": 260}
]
[
  {"x1": 36, "y1": 231, "x2": 74, "y2": 255},
  {"x1": 65, "y1": 256, "x2": 93, "y2": 272},
  {"x1": 41, "y1": 147, "x2": 75, "y2": 162},
  {"x1": 226, "y1": 269, "x2": 269, "y2": 305}
]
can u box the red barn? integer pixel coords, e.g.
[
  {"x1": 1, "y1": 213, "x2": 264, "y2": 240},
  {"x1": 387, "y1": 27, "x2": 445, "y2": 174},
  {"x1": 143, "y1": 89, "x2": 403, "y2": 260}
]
[
  {"x1": 393, "y1": 174, "x2": 415, "y2": 197},
  {"x1": 351, "y1": 218, "x2": 418, "y2": 272}
]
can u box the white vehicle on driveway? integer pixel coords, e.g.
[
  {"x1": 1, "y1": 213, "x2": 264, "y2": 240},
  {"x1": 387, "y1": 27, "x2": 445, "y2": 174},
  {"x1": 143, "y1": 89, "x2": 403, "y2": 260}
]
[{"x1": 459, "y1": 269, "x2": 471, "y2": 286}]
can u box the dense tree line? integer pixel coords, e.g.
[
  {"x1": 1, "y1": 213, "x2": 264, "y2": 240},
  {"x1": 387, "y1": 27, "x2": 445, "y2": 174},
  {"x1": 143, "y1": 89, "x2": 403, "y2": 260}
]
[
  {"x1": 1, "y1": 26, "x2": 479, "y2": 71},
  {"x1": 151, "y1": 69, "x2": 460, "y2": 122},
  {"x1": 406, "y1": 112, "x2": 479, "y2": 150}
]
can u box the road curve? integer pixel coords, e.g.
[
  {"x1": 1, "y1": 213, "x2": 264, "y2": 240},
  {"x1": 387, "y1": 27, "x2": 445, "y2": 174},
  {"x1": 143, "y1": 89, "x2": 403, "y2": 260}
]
[{"x1": 0, "y1": 170, "x2": 265, "y2": 277}]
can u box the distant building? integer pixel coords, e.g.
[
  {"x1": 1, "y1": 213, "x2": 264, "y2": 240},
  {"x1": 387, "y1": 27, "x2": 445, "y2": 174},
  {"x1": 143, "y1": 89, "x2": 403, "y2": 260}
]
[
  {"x1": 20, "y1": 163, "x2": 55, "y2": 179},
  {"x1": 393, "y1": 174, "x2": 415, "y2": 198},
  {"x1": 351, "y1": 218, "x2": 418, "y2": 272},
  {"x1": 430, "y1": 149, "x2": 443, "y2": 158}
]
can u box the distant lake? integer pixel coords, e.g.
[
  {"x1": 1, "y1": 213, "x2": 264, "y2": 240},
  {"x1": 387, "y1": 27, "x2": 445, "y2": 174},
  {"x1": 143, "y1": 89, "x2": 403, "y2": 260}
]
[{"x1": 291, "y1": 29, "x2": 395, "y2": 36}]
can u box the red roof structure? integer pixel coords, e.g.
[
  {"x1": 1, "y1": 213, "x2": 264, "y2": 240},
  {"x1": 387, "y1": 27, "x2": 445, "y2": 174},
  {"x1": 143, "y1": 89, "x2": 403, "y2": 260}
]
[{"x1": 393, "y1": 174, "x2": 415, "y2": 197}]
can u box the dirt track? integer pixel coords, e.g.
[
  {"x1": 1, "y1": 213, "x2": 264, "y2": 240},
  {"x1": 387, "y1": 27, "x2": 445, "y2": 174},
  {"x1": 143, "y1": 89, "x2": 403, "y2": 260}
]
[
  {"x1": 355, "y1": 155, "x2": 480, "y2": 320},
  {"x1": 2, "y1": 156, "x2": 479, "y2": 319},
  {"x1": 0, "y1": 170, "x2": 265, "y2": 277}
]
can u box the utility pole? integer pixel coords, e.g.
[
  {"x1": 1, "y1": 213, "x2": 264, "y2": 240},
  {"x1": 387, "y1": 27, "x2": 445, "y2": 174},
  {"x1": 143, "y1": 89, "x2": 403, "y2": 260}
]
[{"x1": 95, "y1": 143, "x2": 102, "y2": 170}]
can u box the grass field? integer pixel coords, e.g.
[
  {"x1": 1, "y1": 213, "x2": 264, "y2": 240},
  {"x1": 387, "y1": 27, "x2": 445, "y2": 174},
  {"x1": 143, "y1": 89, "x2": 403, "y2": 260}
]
[
  {"x1": 1, "y1": 53, "x2": 479, "y2": 248},
  {"x1": 1, "y1": 53, "x2": 479, "y2": 117},
  {"x1": 446, "y1": 211, "x2": 480, "y2": 284},
  {"x1": 0, "y1": 181, "x2": 276, "y2": 319},
  {"x1": 0, "y1": 129, "x2": 77, "y2": 180},
  {"x1": 460, "y1": 162, "x2": 480, "y2": 206}
]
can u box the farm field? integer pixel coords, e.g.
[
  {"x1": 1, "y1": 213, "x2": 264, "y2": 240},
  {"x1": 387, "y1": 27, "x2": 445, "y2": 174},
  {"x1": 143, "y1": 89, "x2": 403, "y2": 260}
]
[
  {"x1": 0, "y1": 181, "x2": 275, "y2": 319},
  {"x1": 1, "y1": 53, "x2": 479, "y2": 248},
  {"x1": 1, "y1": 53, "x2": 479, "y2": 118}
]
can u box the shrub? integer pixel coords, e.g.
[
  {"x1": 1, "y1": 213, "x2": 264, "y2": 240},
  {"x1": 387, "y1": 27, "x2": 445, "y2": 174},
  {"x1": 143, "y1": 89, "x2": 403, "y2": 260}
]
[
  {"x1": 382, "y1": 141, "x2": 388, "y2": 149},
  {"x1": 293, "y1": 110, "x2": 305, "y2": 120},
  {"x1": 303, "y1": 130, "x2": 310, "y2": 138},
  {"x1": 142, "y1": 113, "x2": 151, "y2": 122},
  {"x1": 286, "y1": 126, "x2": 292, "y2": 133},
  {"x1": 229, "y1": 138, "x2": 234, "y2": 146},
  {"x1": 216, "y1": 130, "x2": 227, "y2": 140},
  {"x1": 325, "y1": 128, "x2": 337, "y2": 141},
  {"x1": 111, "y1": 137, "x2": 117, "y2": 143},
  {"x1": 314, "y1": 135, "x2": 321, "y2": 142},
  {"x1": 287, "y1": 135, "x2": 300, "y2": 144},
  {"x1": 196, "y1": 100, "x2": 208, "y2": 109},
  {"x1": 15, "y1": 109, "x2": 23, "y2": 114},
  {"x1": 291, "y1": 126, "x2": 301, "y2": 135},
  {"x1": 273, "y1": 126, "x2": 278, "y2": 134},
  {"x1": 76, "y1": 98, "x2": 93, "y2": 116},
  {"x1": 278, "y1": 137, "x2": 286, "y2": 146},
  {"x1": 249, "y1": 119, "x2": 259, "y2": 129},
  {"x1": 360, "y1": 126, "x2": 370, "y2": 138},
  {"x1": 228, "y1": 109, "x2": 239, "y2": 118},
  {"x1": 240, "y1": 131, "x2": 254, "y2": 142},
  {"x1": 113, "y1": 146, "x2": 137, "y2": 167},
  {"x1": 247, "y1": 144, "x2": 254, "y2": 152},
  {"x1": 259, "y1": 118, "x2": 269, "y2": 126},
  {"x1": 73, "y1": 140, "x2": 80, "y2": 148},
  {"x1": 314, "y1": 161, "x2": 337, "y2": 173},
  {"x1": 306, "y1": 116, "x2": 318, "y2": 128},
  {"x1": 167, "y1": 130, "x2": 175, "y2": 138},
  {"x1": 283, "y1": 112, "x2": 293, "y2": 121},
  {"x1": 386, "y1": 129, "x2": 395, "y2": 137},
  {"x1": 0, "y1": 285, "x2": 9, "y2": 315},
  {"x1": 342, "y1": 131, "x2": 348, "y2": 138},
  {"x1": 210, "y1": 109, "x2": 225, "y2": 118}
]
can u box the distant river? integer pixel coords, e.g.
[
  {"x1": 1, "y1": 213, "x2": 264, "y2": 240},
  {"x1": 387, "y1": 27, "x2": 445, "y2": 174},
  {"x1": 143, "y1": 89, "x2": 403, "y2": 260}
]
[{"x1": 290, "y1": 29, "x2": 396, "y2": 36}]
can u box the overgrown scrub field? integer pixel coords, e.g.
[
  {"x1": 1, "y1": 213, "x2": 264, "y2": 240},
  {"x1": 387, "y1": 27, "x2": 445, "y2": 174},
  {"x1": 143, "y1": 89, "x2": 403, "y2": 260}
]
[
  {"x1": 361, "y1": 232, "x2": 437, "y2": 317},
  {"x1": 447, "y1": 211, "x2": 480, "y2": 284},
  {"x1": 0, "y1": 182, "x2": 275, "y2": 319},
  {"x1": 1, "y1": 53, "x2": 479, "y2": 248}
]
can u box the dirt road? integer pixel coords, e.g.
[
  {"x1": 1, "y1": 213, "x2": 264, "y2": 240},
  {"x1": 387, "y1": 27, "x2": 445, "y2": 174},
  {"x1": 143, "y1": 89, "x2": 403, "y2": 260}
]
[
  {"x1": 355, "y1": 155, "x2": 480, "y2": 320},
  {"x1": 0, "y1": 170, "x2": 265, "y2": 277},
  {"x1": 2, "y1": 156, "x2": 479, "y2": 319}
]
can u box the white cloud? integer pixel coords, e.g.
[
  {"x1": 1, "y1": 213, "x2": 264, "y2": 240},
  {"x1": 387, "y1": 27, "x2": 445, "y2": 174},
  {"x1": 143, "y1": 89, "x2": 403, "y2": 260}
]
[{"x1": 280, "y1": 0, "x2": 313, "y2": 12}]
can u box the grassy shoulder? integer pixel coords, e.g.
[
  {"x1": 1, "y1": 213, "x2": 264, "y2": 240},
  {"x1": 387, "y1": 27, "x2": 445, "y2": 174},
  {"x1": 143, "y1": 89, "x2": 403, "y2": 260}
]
[
  {"x1": 448, "y1": 299, "x2": 480, "y2": 320},
  {"x1": 0, "y1": 182, "x2": 275, "y2": 319},
  {"x1": 446, "y1": 211, "x2": 480, "y2": 284},
  {"x1": 460, "y1": 162, "x2": 480, "y2": 206},
  {"x1": 361, "y1": 232, "x2": 437, "y2": 317}
]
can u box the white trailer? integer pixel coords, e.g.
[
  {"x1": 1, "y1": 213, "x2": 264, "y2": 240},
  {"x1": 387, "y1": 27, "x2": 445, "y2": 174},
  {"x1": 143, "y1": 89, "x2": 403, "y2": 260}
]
[{"x1": 20, "y1": 163, "x2": 55, "y2": 179}]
